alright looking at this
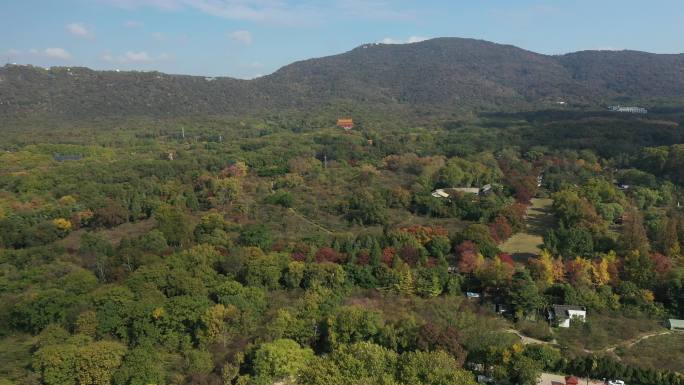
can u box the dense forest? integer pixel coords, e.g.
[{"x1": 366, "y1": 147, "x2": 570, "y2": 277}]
[{"x1": 1, "y1": 106, "x2": 684, "y2": 385}]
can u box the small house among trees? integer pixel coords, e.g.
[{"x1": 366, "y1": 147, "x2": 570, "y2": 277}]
[{"x1": 549, "y1": 305, "x2": 586, "y2": 328}]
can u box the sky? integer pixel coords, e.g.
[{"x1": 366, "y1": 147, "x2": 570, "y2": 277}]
[{"x1": 2, "y1": 0, "x2": 684, "y2": 79}]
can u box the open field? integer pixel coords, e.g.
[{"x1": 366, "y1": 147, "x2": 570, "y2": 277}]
[
  {"x1": 554, "y1": 313, "x2": 664, "y2": 352},
  {"x1": 57, "y1": 218, "x2": 157, "y2": 250},
  {"x1": 500, "y1": 198, "x2": 554, "y2": 260},
  {"x1": 616, "y1": 332, "x2": 684, "y2": 373}
]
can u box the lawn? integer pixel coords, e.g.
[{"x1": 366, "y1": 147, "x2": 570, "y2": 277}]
[
  {"x1": 616, "y1": 332, "x2": 684, "y2": 373},
  {"x1": 500, "y1": 198, "x2": 553, "y2": 261}
]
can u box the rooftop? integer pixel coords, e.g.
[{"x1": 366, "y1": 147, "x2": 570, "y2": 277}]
[
  {"x1": 668, "y1": 319, "x2": 684, "y2": 327},
  {"x1": 551, "y1": 305, "x2": 586, "y2": 320}
]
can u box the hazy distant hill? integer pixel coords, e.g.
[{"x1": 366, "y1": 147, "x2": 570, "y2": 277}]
[{"x1": 2, "y1": 37, "x2": 684, "y2": 118}]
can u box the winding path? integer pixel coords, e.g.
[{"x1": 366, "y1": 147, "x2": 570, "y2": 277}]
[
  {"x1": 602, "y1": 330, "x2": 673, "y2": 353},
  {"x1": 508, "y1": 328, "x2": 672, "y2": 354}
]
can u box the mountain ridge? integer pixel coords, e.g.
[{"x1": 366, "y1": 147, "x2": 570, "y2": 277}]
[{"x1": 2, "y1": 37, "x2": 684, "y2": 119}]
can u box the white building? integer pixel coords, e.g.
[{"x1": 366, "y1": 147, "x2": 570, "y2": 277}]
[
  {"x1": 549, "y1": 305, "x2": 586, "y2": 328},
  {"x1": 431, "y1": 189, "x2": 452, "y2": 198},
  {"x1": 431, "y1": 186, "x2": 491, "y2": 198},
  {"x1": 608, "y1": 106, "x2": 648, "y2": 114}
]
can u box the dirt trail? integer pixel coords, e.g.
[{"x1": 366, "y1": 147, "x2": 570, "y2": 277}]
[
  {"x1": 287, "y1": 207, "x2": 333, "y2": 234},
  {"x1": 507, "y1": 329, "x2": 556, "y2": 345},
  {"x1": 602, "y1": 330, "x2": 673, "y2": 353},
  {"x1": 509, "y1": 328, "x2": 672, "y2": 353}
]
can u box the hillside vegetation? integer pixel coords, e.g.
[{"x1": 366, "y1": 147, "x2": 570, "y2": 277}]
[{"x1": 3, "y1": 38, "x2": 684, "y2": 119}]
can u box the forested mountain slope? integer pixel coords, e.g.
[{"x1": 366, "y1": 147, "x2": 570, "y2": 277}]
[{"x1": 2, "y1": 37, "x2": 684, "y2": 118}]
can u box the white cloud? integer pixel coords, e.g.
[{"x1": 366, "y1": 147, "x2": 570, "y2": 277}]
[
  {"x1": 493, "y1": 5, "x2": 560, "y2": 24},
  {"x1": 100, "y1": 50, "x2": 171, "y2": 63},
  {"x1": 101, "y1": 0, "x2": 321, "y2": 25},
  {"x1": 336, "y1": 0, "x2": 417, "y2": 22},
  {"x1": 595, "y1": 46, "x2": 623, "y2": 51},
  {"x1": 44, "y1": 48, "x2": 72, "y2": 60},
  {"x1": 124, "y1": 20, "x2": 144, "y2": 28},
  {"x1": 101, "y1": 0, "x2": 423, "y2": 26},
  {"x1": 380, "y1": 36, "x2": 429, "y2": 45},
  {"x1": 66, "y1": 22, "x2": 93, "y2": 38},
  {"x1": 229, "y1": 30, "x2": 252, "y2": 45},
  {"x1": 380, "y1": 38, "x2": 400, "y2": 44},
  {"x1": 100, "y1": 0, "x2": 180, "y2": 10},
  {"x1": 407, "y1": 36, "x2": 428, "y2": 43},
  {"x1": 152, "y1": 32, "x2": 166, "y2": 41},
  {"x1": 122, "y1": 51, "x2": 152, "y2": 62}
]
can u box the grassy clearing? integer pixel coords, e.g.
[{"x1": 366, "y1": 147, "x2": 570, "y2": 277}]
[
  {"x1": 616, "y1": 332, "x2": 684, "y2": 373},
  {"x1": 0, "y1": 334, "x2": 35, "y2": 382},
  {"x1": 499, "y1": 233, "x2": 544, "y2": 261},
  {"x1": 554, "y1": 313, "x2": 663, "y2": 351},
  {"x1": 516, "y1": 320, "x2": 554, "y2": 342},
  {"x1": 500, "y1": 198, "x2": 553, "y2": 260},
  {"x1": 58, "y1": 218, "x2": 157, "y2": 250}
]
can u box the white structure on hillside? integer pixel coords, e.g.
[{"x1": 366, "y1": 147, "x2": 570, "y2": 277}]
[
  {"x1": 608, "y1": 105, "x2": 647, "y2": 114},
  {"x1": 549, "y1": 305, "x2": 586, "y2": 328},
  {"x1": 431, "y1": 185, "x2": 493, "y2": 198}
]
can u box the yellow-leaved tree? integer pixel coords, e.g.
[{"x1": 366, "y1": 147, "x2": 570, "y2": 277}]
[
  {"x1": 591, "y1": 257, "x2": 611, "y2": 287},
  {"x1": 200, "y1": 304, "x2": 239, "y2": 347},
  {"x1": 52, "y1": 218, "x2": 73, "y2": 232}
]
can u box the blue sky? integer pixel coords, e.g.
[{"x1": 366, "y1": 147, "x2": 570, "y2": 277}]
[{"x1": 2, "y1": 0, "x2": 683, "y2": 78}]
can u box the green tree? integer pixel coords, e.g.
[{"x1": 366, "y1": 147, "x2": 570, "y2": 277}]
[
  {"x1": 34, "y1": 341, "x2": 127, "y2": 385},
  {"x1": 283, "y1": 261, "x2": 305, "y2": 289},
  {"x1": 238, "y1": 224, "x2": 272, "y2": 250},
  {"x1": 392, "y1": 261, "x2": 415, "y2": 295},
  {"x1": 74, "y1": 341, "x2": 128, "y2": 385},
  {"x1": 508, "y1": 353, "x2": 542, "y2": 385},
  {"x1": 509, "y1": 270, "x2": 543, "y2": 318},
  {"x1": 113, "y1": 345, "x2": 165, "y2": 385},
  {"x1": 243, "y1": 253, "x2": 285, "y2": 289},
  {"x1": 622, "y1": 250, "x2": 655, "y2": 289},
  {"x1": 326, "y1": 306, "x2": 383, "y2": 349},
  {"x1": 414, "y1": 269, "x2": 443, "y2": 298},
  {"x1": 33, "y1": 344, "x2": 79, "y2": 385},
  {"x1": 298, "y1": 342, "x2": 399, "y2": 385},
  {"x1": 399, "y1": 350, "x2": 478, "y2": 385},
  {"x1": 199, "y1": 304, "x2": 240, "y2": 347},
  {"x1": 302, "y1": 262, "x2": 347, "y2": 290},
  {"x1": 619, "y1": 207, "x2": 650, "y2": 256},
  {"x1": 184, "y1": 349, "x2": 214, "y2": 376},
  {"x1": 154, "y1": 204, "x2": 193, "y2": 247},
  {"x1": 251, "y1": 339, "x2": 314, "y2": 383},
  {"x1": 344, "y1": 190, "x2": 388, "y2": 226},
  {"x1": 12, "y1": 289, "x2": 75, "y2": 334}
]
